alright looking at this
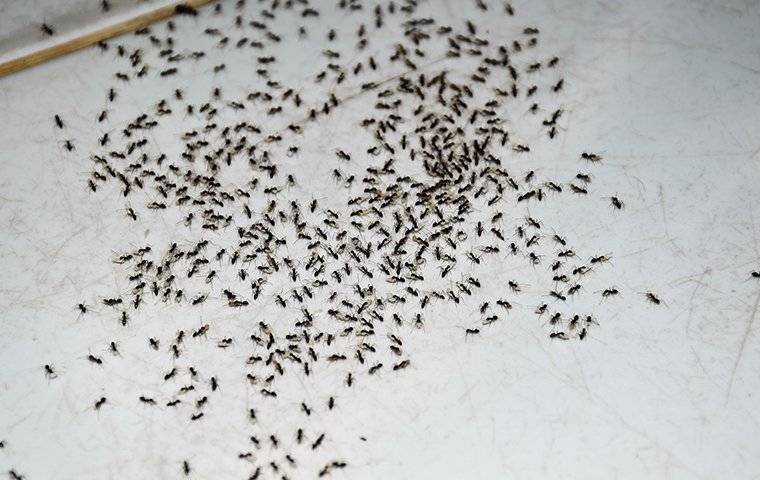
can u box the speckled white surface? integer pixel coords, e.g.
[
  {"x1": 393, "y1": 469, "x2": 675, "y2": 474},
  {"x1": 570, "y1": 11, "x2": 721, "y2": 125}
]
[{"x1": 1, "y1": 1, "x2": 760, "y2": 479}]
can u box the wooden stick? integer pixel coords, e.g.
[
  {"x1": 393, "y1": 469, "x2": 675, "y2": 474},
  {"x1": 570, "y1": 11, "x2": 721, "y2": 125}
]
[{"x1": 0, "y1": 0, "x2": 214, "y2": 78}]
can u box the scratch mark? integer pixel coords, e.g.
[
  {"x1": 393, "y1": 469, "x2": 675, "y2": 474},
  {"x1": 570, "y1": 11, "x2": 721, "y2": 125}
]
[
  {"x1": 725, "y1": 287, "x2": 760, "y2": 403},
  {"x1": 685, "y1": 268, "x2": 710, "y2": 334},
  {"x1": 658, "y1": 184, "x2": 686, "y2": 257}
]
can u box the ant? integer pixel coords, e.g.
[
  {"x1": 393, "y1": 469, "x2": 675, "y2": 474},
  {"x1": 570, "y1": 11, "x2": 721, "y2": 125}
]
[
  {"x1": 581, "y1": 152, "x2": 602, "y2": 162},
  {"x1": 312, "y1": 433, "x2": 325, "y2": 450},
  {"x1": 602, "y1": 287, "x2": 619, "y2": 297},
  {"x1": 393, "y1": 360, "x2": 410, "y2": 370}
]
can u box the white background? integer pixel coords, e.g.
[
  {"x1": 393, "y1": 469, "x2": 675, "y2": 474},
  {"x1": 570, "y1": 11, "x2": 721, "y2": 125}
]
[{"x1": 1, "y1": 0, "x2": 760, "y2": 479}]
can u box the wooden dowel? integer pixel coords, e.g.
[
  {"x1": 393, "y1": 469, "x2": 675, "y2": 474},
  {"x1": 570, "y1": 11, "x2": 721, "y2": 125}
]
[{"x1": 0, "y1": 0, "x2": 214, "y2": 78}]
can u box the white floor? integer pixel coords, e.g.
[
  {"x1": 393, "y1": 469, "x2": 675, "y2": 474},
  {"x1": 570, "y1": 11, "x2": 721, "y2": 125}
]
[{"x1": 1, "y1": 1, "x2": 759, "y2": 479}]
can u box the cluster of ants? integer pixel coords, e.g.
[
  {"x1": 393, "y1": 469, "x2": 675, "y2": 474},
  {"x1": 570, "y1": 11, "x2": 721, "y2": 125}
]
[{"x1": 6, "y1": 1, "x2": 678, "y2": 479}]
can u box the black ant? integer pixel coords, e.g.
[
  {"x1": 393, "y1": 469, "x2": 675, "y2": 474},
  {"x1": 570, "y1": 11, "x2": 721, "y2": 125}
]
[{"x1": 645, "y1": 292, "x2": 661, "y2": 305}]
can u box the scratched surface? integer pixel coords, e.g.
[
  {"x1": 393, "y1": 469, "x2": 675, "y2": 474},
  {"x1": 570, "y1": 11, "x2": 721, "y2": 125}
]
[{"x1": 1, "y1": 1, "x2": 760, "y2": 479}]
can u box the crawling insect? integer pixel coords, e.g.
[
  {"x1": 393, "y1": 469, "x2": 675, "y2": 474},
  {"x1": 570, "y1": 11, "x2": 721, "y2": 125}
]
[
  {"x1": 8, "y1": 470, "x2": 23, "y2": 480},
  {"x1": 393, "y1": 360, "x2": 410, "y2": 371},
  {"x1": 590, "y1": 255, "x2": 611, "y2": 264},
  {"x1": 645, "y1": 292, "x2": 661, "y2": 305},
  {"x1": 312, "y1": 433, "x2": 325, "y2": 450},
  {"x1": 581, "y1": 152, "x2": 602, "y2": 162},
  {"x1": 44, "y1": 364, "x2": 57, "y2": 379},
  {"x1": 602, "y1": 287, "x2": 619, "y2": 297}
]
